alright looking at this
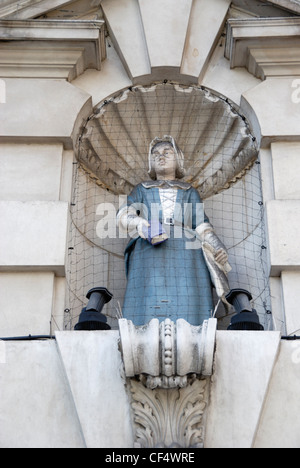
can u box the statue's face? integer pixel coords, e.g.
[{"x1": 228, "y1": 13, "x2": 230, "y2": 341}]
[{"x1": 151, "y1": 143, "x2": 177, "y2": 179}]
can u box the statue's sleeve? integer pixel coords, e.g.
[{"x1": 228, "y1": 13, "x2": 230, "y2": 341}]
[
  {"x1": 191, "y1": 188, "x2": 232, "y2": 302},
  {"x1": 117, "y1": 185, "x2": 147, "y2": 235},
  {"x1": 189, "y1": 188, "x2": 209, "y2": 229}
]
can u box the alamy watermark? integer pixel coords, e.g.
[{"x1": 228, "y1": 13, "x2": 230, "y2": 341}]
[
  {"x1": 95, "y1": 198, "x2": 205, "y2": 250},
  {"x1": 0, "y1": 79, "x2": 6, "y2": 104},
  {"x1": 0, "y1": 340, "x2": 6, "y2": 364},
  {"x1": 291, "y1": 79, "x2": 300, "y2": 104}
]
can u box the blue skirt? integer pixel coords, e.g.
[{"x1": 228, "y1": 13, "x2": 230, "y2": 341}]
[{"x1": 122, "y1": 226, "x2": 213, "y2": 326}]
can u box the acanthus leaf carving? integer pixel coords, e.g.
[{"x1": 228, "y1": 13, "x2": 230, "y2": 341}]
[{"x1": 130, "y1": 376, "x2": 209, "y2": 449}]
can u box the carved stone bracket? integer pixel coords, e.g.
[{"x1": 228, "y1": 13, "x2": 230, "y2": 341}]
[
  {"x1": 119, "y1": 318, "x2": 217, "y2": 388},
  {"x1": 119, "y1": 318, "x2": 217, "y2": 448}
]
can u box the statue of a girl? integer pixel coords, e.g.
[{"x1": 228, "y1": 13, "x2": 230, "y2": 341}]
[{"x1": 117, "y1": 136, "x2": 231, "y2": 326}]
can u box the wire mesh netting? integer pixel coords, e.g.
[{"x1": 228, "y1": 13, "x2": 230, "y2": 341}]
[{"x1": 65, "y1": 82, "x2": 276, "y2": 331}]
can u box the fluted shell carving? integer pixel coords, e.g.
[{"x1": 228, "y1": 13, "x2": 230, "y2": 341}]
[{"x1": 77, "y1": 83, "x2": 257, "y2": 199}]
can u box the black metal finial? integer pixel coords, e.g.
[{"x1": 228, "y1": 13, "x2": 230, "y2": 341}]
[
  {"x1": 226, "y1": 288, "x2": 264, "y2": 331},
  {"x1": 74, "y1": 287, "x2": 113, "y2": 331}
]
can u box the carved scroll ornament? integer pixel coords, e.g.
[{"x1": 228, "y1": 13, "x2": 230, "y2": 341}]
[{"x1": 119, "y1": 318, "x2": 217, "y2": 388}]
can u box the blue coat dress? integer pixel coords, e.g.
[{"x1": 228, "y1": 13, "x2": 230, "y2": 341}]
[{"x1": 120, "y1": 181, "x2": 213, "y2": 326}]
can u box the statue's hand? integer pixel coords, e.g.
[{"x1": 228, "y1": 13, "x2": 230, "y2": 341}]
[
  {"x1": 214, "y1": 249, "x2": 228, "y2": 266},
  {"x1": 136, "y1": 218, "x2": 150, "y2": 240}
]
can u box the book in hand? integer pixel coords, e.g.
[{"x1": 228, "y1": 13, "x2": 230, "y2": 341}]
[{"x1": 142, "y1": 220, "x2": 169, "y2": 246}]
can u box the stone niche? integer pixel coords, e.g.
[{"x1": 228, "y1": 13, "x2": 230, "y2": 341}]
[{"x1": 67, "y1": 82, "x2": 270, "y2": 331}]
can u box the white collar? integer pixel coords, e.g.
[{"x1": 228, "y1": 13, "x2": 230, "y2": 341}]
[{"x1": 141, "y1": 180, "x2": 191, "y2": 191}]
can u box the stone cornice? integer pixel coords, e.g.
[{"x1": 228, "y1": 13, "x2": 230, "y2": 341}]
[
  {"x1": 1, "y1": 0, "x2": 300, "y2": 20},
  {"x1": 225, "y1": 17, "x2": 300, "y2": 78},
  {"x1": 0, "y1": 19, "x2": 106, "y2": 81},
  {"x1": 263, "y1": 0, "x2": 300, "y2": 15},
  {"x1": 0, "y1": 0, "x2": 75, "y2": 20}
]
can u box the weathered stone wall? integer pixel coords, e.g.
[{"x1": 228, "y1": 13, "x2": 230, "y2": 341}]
[{"x1": 1, "y1": 330, "x2": 300, "y2": 448}]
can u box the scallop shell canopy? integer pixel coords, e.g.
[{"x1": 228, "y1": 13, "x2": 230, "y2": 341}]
[{"x1": 77, "y1": 83, "x2": 258, "y2": 199}]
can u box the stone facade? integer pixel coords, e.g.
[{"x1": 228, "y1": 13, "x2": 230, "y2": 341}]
[{"x1": 1, "y1": 0, "x2": 300, "y2": 448}]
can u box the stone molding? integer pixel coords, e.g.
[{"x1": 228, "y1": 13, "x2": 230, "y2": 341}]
[
  {"x1": 0, "y1": 19, "x2": 106, "y2": 81},
  {"x1": 248, "y1": 47, "x2": 300, "y2": 79},
  {"x1": 225, "y1": 17, "x2": 300, "y2": 79}
]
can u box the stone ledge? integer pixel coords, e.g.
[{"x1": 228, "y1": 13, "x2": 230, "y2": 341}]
[{"x1": 0, "y1": 329, "x2": 287, "y2": 447}]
